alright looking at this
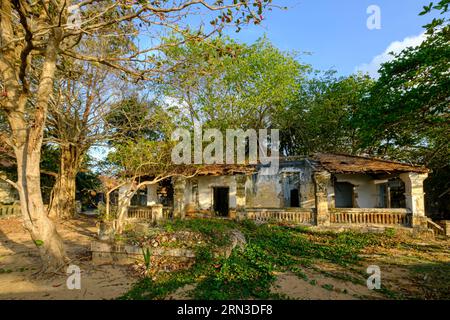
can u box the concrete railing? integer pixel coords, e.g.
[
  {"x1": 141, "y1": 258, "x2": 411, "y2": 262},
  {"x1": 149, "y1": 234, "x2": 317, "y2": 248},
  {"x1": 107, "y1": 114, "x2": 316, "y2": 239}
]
[
  {"x1": 245, "y1": 208, "x2": 313, "y2": 224},
  {"x1": 437, "y1": 220, "x2": 450, "y2": 237},
  {"x1": 127, "y1": 205, "x2": 170, "y2": 221},
  {"x1": 427, "y1": 218, "x2": 446, "y2": 236},
  {"x1": 330, "y1": 208, "x2": 411, "y2": 226},
  {"x1": 0, "y1": 204, "x2": 21, "y2": 218}
]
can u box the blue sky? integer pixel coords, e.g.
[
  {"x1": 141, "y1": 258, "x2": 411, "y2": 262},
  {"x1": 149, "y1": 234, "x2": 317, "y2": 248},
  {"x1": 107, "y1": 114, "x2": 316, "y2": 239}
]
[{"x1": 223, "y1": 0, "x2": 439, "y2": 77}]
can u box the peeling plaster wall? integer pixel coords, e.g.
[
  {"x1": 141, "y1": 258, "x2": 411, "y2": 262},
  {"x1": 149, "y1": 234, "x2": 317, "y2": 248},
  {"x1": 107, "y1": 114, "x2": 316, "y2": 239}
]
[
  {"x1": 246, "y1": 163, "x2": 316, "y2": 209},
  {"x1": 246, "y1": 173, "x2": 282, "y2": 208},
  {"x1": 180, "y1": 164, "x2": 391, "y2": 211},
  {"x1": 186, "y1": 176, "x2": 237, "y2": 210},
  {"x1": 298, "y1": 166, "x2": 315, "y2": 209},
  {"x1": 329, "y1": 174, "x2": 379, "y2": 208}
]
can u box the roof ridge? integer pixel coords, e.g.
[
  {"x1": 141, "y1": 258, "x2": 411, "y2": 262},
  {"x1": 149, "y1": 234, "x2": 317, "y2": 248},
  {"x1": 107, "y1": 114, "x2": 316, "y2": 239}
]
[{"x1": 313, "y1": 152, "x2": 426, "y2": 169}]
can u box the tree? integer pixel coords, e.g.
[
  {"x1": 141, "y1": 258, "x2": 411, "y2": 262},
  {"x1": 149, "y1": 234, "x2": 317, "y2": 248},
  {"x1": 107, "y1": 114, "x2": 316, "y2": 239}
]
[
  {"x1": 0, "y1": 0, "x2": 277, "y2": 272},
  {"x1": 274, "y1": 71, "x2": 374, "y2": 156},
  {"x1": 420, "y1": 0, "x2": 450, "y2": 33},
  {"x1": 46, "y1": 53, "x2": 123, "y2": 219},
  {"x1": 356, "y1": 3, "x2": 449, "y2": 216},
  {"x1": 102, "y1": 96, "x2": 198, "y2": 233},
  {"x1": 158, "y1": 36, "x2": 303, "y2": 131}
]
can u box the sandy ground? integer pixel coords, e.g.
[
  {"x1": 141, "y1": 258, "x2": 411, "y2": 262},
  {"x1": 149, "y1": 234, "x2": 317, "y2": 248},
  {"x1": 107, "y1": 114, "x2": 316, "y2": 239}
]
[
  {"x1": 1, "y1": 216, "x2": 449, "y2": 300},
  {"x1": 271, "y1": 268, "x2": 383, "y2": 300},
  {"x1": 0, "y1": 216, "x2": 134, "y2": 300}
]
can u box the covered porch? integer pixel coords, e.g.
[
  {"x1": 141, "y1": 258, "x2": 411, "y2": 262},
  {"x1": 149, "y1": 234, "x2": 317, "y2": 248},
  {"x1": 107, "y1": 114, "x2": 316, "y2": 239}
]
[{"x1": 120, "y1": 154, "x2": 446, "y2": 235}]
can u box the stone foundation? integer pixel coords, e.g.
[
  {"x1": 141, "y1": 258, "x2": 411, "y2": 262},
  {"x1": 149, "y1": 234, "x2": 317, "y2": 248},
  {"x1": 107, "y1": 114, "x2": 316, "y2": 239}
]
[
  {"x1": 91, "y1": 229, "x2": 247, "y2": 265},
  {"x1": 91, "y1": 240, "x2": 195, "y2": 265}
]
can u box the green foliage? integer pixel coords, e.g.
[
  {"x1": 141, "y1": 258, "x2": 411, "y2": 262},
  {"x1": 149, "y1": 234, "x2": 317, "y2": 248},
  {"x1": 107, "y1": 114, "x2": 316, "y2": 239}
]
[
  {"x1": 384, "y1": 228, "x2": 397, "y2": 238},
  {"x1": 275, "y1": 71, "x2": 374, "y2": 155},
  {"x1": 101, "y1": 95, "x2": 182, "y2": 187},
  {"x1": 420, "y1": 0, "x2": 450, "y2": 33},
  {"x1": 321, "y1": 284, "x2": 334, "y2": 291},
  {"x1": 356, "y1": 19, "x2": 449, "y2": 216},
  {"x1": 0, "y1": 268, "x2": 13, "y2": 274},
  {"x1": 162, "y1": 218, "x2": 237, "y2": 247},
  {"x1": 121, "y1": 219, "x2": 394, "y2": 300},
  {"x1": 290, "y1": 266, "x2": 308, "y2": 281},
  {"x1": 106, "y1": 96, "x2": 167, "y2": 143},
  {"x1": 159, "y1": 35, "x2": 305, "y2": 131},
  {"x1": 142, "y1": 248, "x2": 152, "y2": 271},
  {"x1": 193, "y1": 244, "x2": 277, "y2": 300},
  {"x1": 76, "y1": 170, "x2": 102, "y2": 210}
]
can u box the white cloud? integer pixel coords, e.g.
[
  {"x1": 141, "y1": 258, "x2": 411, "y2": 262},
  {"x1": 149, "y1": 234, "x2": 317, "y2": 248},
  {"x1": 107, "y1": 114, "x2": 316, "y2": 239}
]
[{"x1": 356, "y1": 32, "x2": 427, "y2": 78}]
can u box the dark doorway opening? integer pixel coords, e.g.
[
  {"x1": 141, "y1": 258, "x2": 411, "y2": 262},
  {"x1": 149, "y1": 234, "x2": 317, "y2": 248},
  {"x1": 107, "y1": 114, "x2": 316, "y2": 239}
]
[
  {"x1": 389, "y1": 179, "x2": 406, "y2": 208},
  {"x1": 213, "y1": 187, "x2": 229, "y2": 217},
  {"x1": 335, "y1": 182, "x2": 354, "y2": 208},
  {"x1": 290, "y1": 189, "x2": 300, "y2": 207}
]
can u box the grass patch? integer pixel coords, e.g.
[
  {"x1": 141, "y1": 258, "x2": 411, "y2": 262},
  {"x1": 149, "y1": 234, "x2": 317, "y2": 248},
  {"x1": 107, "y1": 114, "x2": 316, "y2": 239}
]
[
  {"x1": 321, "y1": 284, "x2": 334, "y2": 291},
  {"x1": 409, "y1": 262, "x2": 450, "y2": 299},
  {"x1": 163, "y1": 218, "x2": 237, "y2": 247},
  {"x1": 121, "y1": 219, "x2": 402, "y2": 300}
]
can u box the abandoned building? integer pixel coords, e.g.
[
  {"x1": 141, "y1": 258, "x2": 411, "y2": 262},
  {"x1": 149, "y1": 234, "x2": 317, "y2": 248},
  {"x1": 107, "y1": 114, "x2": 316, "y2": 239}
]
[{"x1": 124, "y1": 153, "x2": 441, "y2": 232}]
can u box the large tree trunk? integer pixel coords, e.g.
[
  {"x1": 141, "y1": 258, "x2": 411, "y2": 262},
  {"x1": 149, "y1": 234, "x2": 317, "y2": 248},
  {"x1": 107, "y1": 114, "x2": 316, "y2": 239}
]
[
  {"x1": 15, "y1": 146, "x2": 67, "y2": 271},
  {"x1": 1, "y1": 15, "x2": 67, "y2": 271},
  {"x1": 48, "y1": 145, "x2": 81, "y2": 219}
]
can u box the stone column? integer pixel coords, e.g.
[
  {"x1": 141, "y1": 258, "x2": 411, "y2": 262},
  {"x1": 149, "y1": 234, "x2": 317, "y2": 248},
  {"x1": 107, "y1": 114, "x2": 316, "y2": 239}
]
[
  {"x1": 173, "y1": 177, "x2": 186, "y2": 219},
  {"x1": 146, "y1": 184, "x2": 158, "y2": 206},
  {"x1": 235, "y1": 175, "x2": 247, "y2": 220},
  {"x1": 400, "y1": 172, "x2": 428, "y2": 228},
  {"x1": 313, "y1": 171, "x2": 331, "y2": 226},
  {"x1": 151, "y1": 204, "x2": 164, "y2": 224}
]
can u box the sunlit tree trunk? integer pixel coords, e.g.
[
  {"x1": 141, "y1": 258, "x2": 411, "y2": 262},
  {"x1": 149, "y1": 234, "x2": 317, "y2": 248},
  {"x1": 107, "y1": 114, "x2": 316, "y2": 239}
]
[
  {"x1": 1, "y1": 18, "x2": 66, "y2": 270},
  {"x1": 48, "y1": 145, "x2": 82, "y2": 218}
]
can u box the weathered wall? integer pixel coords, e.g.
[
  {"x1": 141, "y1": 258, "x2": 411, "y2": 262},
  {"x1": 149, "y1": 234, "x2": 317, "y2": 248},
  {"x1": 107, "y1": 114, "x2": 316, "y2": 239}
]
[
  {"x1": 185, "y1": 176, "x2": 237, "y2": 210},
  {"x1": 175, "y1": 165, "x2": 408, "y2": 212},
  {"x1": 329, "y1": 174, "x2": 379, "y2": 208},
  {"x1": 246, "y1": 173, "x2": 282, "y2": 208},
  {"x1": 299, "y1": 165, "x2": 315, "y2": 208},
  {"x1": 246, "y1": 162, "x2": 316, "y2": 209}
]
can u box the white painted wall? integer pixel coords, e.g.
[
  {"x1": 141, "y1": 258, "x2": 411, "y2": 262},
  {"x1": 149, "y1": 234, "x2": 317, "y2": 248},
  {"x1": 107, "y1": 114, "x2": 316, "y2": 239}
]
[
  {"x1": 185, "y1": 176, "x2": 237, "y2": 210},
  {"x1": 177, "y1": 169, "x2": 388, "y2": 211},
  {"x1": 330, "y1": 174, "x2": 379, "y2": 208}
]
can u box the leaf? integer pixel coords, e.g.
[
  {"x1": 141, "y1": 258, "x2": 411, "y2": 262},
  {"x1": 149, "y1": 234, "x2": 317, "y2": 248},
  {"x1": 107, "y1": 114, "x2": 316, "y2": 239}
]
[{"x1": 34, "y1": 240, "x2": 44, "y2": 247}]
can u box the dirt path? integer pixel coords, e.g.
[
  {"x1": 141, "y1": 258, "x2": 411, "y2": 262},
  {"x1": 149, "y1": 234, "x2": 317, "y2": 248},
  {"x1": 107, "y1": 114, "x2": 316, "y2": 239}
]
[
  {"x1": 1, "y1": 216, "x2": 449, "y2": 300},
  {"x1": 0, "y1": 216, "x2": 135, "y2": 300}
]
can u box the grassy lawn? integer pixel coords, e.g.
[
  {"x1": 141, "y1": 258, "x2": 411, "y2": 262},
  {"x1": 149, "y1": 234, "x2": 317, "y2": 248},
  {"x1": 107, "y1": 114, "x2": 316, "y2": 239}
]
[{"x1": 119, "y1": 219, "x2": 450, "y2": 300}]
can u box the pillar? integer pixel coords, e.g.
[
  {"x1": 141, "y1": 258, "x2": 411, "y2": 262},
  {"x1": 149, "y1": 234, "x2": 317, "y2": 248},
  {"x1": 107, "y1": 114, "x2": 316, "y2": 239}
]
[
  {"x1": 151, "y1": 204, "x2": 164, "y2": 224},
  {"x1": 400, "y1": 172, "x2": 428, "y2": 228},
  {"x1": 235, "y1": 175, "x2": 247, "y2": 219},
  {"x1": 313, "y1": 171, "x2": 331, "y2": 226},
  {"x1": 173, "y1": 177, "x2": 186, "y2": 219},
  {"x1": 146, "y1": 184, "x2": 158, "y2": 206}
]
